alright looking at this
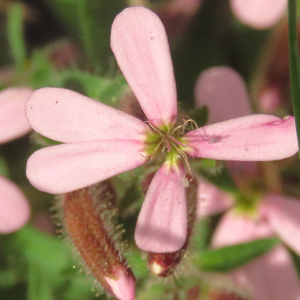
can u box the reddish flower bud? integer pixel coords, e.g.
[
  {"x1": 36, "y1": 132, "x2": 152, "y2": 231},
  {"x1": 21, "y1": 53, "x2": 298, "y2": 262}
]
[{"x1": 61, "y1": 181, "x2": 135, "y2": 300}]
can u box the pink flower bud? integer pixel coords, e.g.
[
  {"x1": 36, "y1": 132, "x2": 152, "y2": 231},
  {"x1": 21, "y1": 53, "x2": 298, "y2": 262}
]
[{"x1": 103, "y1": 267, "x2": 135, "y2": 300}]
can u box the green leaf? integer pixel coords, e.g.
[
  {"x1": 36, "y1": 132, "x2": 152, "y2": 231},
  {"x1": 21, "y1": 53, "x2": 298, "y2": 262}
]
[
  {"x1": 14, "y1": 226, "x2": 70, "y2": 273},
  {"x1": 27, "y1": 263, "x2": 54, "y2": 300},
  {"x1": 7, "y1": 3, "x2": 26, "y2": 66},
  {"x1": 196, "y1": 237, "x2": 279, "y2": 272}
]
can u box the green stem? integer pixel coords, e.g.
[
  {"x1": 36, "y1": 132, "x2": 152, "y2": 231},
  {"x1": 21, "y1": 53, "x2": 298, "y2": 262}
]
[
  {"x1": 77, "y1": 0, "x2": 99, "y2": 70},
  {"x1": 288, "y1": 0, "x2": 300, "y2": 157},
  {"x1": 7, "y1": 3, "x2": 26, "y2": 66}
]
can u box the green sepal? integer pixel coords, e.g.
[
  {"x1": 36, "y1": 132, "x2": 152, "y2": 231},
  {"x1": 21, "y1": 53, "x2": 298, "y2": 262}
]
[{"x1": 195, "y1": 237, "x2": 279, "y2": 272}]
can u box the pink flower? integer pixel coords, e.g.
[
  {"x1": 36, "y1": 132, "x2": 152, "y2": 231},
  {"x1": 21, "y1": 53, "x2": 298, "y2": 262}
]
[
  {"x1": 196, "y1": 67, "x2": 300, "y2": 299},
  {"x1": 26, "y1": 7, "x2": 298, "y2": 253},
  {"x1": 230, "y1": 0, "x2": 287, "y2": 29},
  {"x1": 212, "y1": 208, "x2": 300, "y2": 300},
  {"x1": 0, "y1": 87, "x2": 32, "y2": 233}
]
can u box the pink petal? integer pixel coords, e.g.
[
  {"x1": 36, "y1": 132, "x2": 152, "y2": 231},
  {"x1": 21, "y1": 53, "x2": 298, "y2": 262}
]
[
  {"x1": 135, "y1": 162, "x2": 187, "y2": 252},
  {"x1": 230, "y1": 0, "x2": 287, "y2": 29},
  {"x1": 26, "y1": 140, "x2": 147, "y2": 194},
  {"x1": 0, "y1": 175, "x2": 30, "y2": 233},
  {"x1": 184, "y1": 115, "x2": 298, "y2": 161},
  {"x1": 211, "y1": 211, "x2": 274, "y2": 248},
  {"x1": 197, "y1": 178, "x2": 234, "y2": 217},
  {"x1": 0, "y1": 87, "x2": 32, "y2": 144},
  {"x1": 111, "y1": 7, "x2": 177, "y2": 128},
  {"x1": 103, "y1": 267, "x2": 135, "y2": 300},
  {"x1": 232, "y1": 245, "x2": 300, "y2": 300},
  {"x1": 195, "y1": 67, "x2": 252, "y2": 124},
  {"x1": 262, "y1": 194, "x2": 300, "y2": 256},
  {"x1": 26, "y1": 88, "x2": 149, "y2": 143}
]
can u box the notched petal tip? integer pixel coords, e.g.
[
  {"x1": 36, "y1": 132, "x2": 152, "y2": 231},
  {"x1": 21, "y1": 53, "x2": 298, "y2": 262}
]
[
  {"x1": 185, "y1": 114, "x2": 298, "y2": 161},
  {"x1": 135, "y1": 162, "x2": 187, "y2": 253}
]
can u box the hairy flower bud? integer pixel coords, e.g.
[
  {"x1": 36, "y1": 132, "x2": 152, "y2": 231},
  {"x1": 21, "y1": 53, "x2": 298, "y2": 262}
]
[{"x1": 61, "y1": 181, "x2": 135, "y2": 300}]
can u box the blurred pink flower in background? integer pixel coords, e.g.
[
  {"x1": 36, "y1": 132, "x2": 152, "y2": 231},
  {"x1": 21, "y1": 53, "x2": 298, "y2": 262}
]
[
  {"x1": 0, "y1": 87, "x2": 32, "y2": 233},
  {"x1": 195, "y1": 66, "x2": 300, "y2": 299},
  {"x1": 195, "y1": 66, "x2": 262, "y2": 182},
  {"x1": 195, "y1": 67, "x2": 252, "y2": 125},
  {"x1": 212, "y1": 212, "x2": 300, "y2": 300},
  {"x1": 26, "y1": 8, "x2": 298, "y2": 254},
  {"x1": 230, "y1": 0, "x2": 287, "y2": 29},
  {"x1": 0, "y1": 88, "x2": 32, "y2": 143}
]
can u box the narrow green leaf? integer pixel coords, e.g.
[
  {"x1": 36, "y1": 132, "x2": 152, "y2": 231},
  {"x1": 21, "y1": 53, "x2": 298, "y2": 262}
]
[
  {"x1": 7, "y1": 3, "x2": 26, "y2": 65},
  {"x1": 288, "y1": 0, "x2": 300, "y2": 156},
  {"x1": 77, "y1": 0, "x2": 98, "y2": 67},
  {"x1": 196, "y1": 237, "x2": 279, "y2": 272}
]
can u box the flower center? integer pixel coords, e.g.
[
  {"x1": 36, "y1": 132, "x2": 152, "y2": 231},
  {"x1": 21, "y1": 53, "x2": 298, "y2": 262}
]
[{"x1": 144, "y1": 119, "x2": 197, "y2": 177}]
